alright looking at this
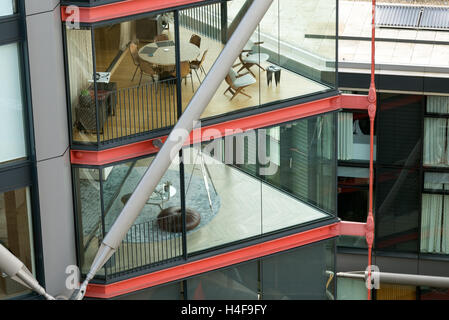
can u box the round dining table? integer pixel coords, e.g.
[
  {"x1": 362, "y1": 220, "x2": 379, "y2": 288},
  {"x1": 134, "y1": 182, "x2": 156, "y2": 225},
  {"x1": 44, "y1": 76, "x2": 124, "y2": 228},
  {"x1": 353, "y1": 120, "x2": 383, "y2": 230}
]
[{"x1": 138, "y1": 40, "x2": 200, "y2": 67}]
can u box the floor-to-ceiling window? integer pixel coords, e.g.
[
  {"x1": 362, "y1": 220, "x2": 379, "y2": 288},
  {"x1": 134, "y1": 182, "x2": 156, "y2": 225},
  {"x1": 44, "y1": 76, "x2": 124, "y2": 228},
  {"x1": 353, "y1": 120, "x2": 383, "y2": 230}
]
[
  {"x1": 65, "y1": 0, "x2": 338, "y2": 149},
  {"x1": 421, "y1": 95, "x2": 449, "y2": 255},
  {"x1": 0, "y1": 0, "x2": 40, "y2": 300}
]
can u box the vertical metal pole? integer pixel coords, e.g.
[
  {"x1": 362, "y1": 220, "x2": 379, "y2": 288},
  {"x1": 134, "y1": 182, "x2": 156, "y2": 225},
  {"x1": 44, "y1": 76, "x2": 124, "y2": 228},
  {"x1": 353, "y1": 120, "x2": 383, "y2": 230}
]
[
  {"x1": 220, "y1": 0, "x2": 228, "y2": 44},
  {"x1": 366, "y1": 0, "x2": 377, "y2": 301},
  {"x1": 174, "y1": 10, "x2": 188, "y2": 260}
]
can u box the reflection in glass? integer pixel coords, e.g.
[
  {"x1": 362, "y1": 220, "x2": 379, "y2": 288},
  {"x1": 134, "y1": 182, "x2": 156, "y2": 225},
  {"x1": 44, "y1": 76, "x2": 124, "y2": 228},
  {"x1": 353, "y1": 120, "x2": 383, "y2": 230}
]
[
  {"x1": 74, "y1": 167, "x2": 103, "y2": 276},
  {"x1": 0, "y1": 187, "x2": 35, "y2": 299},
  {"x1": 262, "y1": 239, "x2": 335, "y2": 299},
  {"x1": 0, "y1": 42, "x2": 27, "y2": 164},
  {"x1": 187, "y1": 260, "x2": 259, "y2": 300},
  {"x1": 66, "y1": 27, "x2": 96, "y2": 144},
  {"x1": 0, "y1": 0, "x2": 16, "y2": 17}
]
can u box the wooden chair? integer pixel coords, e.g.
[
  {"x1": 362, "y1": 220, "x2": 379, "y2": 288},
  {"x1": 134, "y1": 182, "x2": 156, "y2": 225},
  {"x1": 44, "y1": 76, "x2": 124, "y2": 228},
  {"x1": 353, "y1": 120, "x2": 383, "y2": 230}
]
[
  {"x1": 138, "y1": 59, "x2": 158, "y2": 86},
  {"x1": 129, "y1": 41, "x2": 141, "y2": 81},
  {"x1": 172, "y1": 61, "x2": 194, "y2": 92},
  {"x1": 154, "y1": 33, "x2": 169, "y2": 42},
  {"x1": 235, "y1": 40, "x2": 269, "y2": 77},
  {"x1": 190, "y1": 49, "x2": 208, "y2": 83},
  {"x1": 224, "y1": 68, "x2": 256, "y2": 100},
  {"x1": 189, "y1": 34, "x2": 201, "y2": 49}
]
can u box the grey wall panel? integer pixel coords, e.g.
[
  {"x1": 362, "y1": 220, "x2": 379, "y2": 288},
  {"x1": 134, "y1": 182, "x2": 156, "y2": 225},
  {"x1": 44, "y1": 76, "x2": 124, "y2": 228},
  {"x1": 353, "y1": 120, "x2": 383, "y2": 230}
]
[
  {"x1": 25, "y1": 0, "x2": 61, "y2": 16},
  {"x1": 36, "y1": 151, "x2": 76, "y2": 297},
  {"x1": 418, "y1": 259, "x2": 449, "y2": 278},
  {"x1": 336, "y1": 252, "x2": 368, "y2": 272},
  {"x1": 373, "y1": 255, "x2": 418, "y2": 275},
  {"x1": 26, "y1": 5, "x2": 70, "y2": 162}
]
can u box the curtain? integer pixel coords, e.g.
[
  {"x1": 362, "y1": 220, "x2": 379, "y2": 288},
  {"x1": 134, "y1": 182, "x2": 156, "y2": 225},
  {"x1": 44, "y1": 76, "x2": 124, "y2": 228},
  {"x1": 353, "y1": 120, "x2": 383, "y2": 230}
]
[
  {"x1": 119, "y1": 21, "x2": 132, "y2": 51},
  {"x1": 424, "y1": 96, "x2": 449, "y2": 167},
  {"x1": 421, "y1": 193, "x2": 449, "y2": 254},
  {"x1": 338, "y1": 112, "x2": 353, "y2": 160},
  {"x1": 427, "y1": 95, "x2": 449, "y2": 114},
  {"x1": 443, "y1": 196, "x2": 449, "y2": 254},
  {"x1": 423, "y1": 118, "x2": 448, "y2": 166}
]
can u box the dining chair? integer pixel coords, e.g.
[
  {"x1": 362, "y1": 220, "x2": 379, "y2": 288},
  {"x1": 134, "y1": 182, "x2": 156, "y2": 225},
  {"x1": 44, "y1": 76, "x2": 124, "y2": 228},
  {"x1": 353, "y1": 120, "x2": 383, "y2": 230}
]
[
  {"x1": 189, "y1": 34, "x2": 201, "y2": 49},
  {"x1": 190, "y1": 49, "x2": 208, "y2": 83},
  {"x1": 129, "y1": 41, "x2": 141, "y2": 81},
  {"x1": 139, "y1": 59, "x2": 158, "y2": 86},
  {"x1": 224, "y1": 68, "x2": 256, "y2": 100},
  {"x1": 172, "y1": 61, "x2": 194, "y2": 92},
  {"x1": 154, "y1": 33, "x2": 169, "y2": 42}
]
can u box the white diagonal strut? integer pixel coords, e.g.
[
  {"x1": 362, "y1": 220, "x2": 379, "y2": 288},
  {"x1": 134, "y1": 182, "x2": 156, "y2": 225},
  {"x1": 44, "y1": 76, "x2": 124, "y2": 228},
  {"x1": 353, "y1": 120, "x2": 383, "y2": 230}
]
[{"x1": 75, "y1": 0, "x2": 274, "y2": 299}]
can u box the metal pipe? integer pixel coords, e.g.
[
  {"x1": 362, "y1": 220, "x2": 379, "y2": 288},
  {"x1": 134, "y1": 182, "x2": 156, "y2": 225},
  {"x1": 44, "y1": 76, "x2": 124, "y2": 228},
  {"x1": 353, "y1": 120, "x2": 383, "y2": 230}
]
[
  {"x1": 337, "y1": 271, "x2": 449, "y2": 289},
  {"x1": 74, "y1": 0, "x2": 274, "y2": 300},
  {"x1": 0, "y1": 243, "x2": 55, "y2": 300}
]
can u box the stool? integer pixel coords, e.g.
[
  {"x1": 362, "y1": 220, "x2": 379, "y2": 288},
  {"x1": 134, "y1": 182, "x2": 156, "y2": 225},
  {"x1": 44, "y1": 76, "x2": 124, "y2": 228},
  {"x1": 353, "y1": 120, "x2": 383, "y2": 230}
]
[{"x1": 267, "y1": 65, "x2": 281, "y2": 87}]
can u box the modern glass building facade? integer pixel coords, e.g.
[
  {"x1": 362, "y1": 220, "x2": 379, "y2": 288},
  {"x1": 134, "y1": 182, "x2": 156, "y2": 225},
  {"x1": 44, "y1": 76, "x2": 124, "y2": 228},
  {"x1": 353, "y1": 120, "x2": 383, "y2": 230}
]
[{"x1": 2, "y1": 0, "x2": 449, "y2": 301}]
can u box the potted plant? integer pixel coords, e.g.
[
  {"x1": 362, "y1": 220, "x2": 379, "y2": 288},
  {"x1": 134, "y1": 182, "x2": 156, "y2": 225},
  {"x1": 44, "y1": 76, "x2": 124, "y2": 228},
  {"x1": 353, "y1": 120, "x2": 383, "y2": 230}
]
[{"x1": 79, "y1": 89, "x2": 92, "y2": 108}]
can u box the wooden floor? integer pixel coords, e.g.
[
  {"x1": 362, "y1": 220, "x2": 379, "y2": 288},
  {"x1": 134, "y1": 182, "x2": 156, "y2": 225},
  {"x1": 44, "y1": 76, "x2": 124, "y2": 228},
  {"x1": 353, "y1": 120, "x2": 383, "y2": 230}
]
[
  {"x1": 80, "y1": 151, "x2": 328, "y2": 277},
  {"x1": 73, "y1": 27, "x2": 328, "y2": 143}
]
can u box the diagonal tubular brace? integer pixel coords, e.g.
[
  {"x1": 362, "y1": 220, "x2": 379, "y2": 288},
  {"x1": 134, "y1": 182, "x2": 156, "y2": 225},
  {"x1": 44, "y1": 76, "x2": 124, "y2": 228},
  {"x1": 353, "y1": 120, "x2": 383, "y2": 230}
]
[{"x1": 74, "y1": 0, "x2": 275, "y2": 300}]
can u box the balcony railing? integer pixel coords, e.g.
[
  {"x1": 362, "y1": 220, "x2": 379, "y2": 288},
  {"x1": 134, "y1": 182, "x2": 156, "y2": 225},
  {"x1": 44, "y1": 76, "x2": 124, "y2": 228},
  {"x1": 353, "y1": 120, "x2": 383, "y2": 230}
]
[
  {"x1": 179, "y1": 2, "x2": 223, "y2": 42},
  {"x1": 98, "y1": 78, "x2": 178, "y2": 145},
  {"x1": 104, "y1": 214, "x2": 183, "y2": 280}
]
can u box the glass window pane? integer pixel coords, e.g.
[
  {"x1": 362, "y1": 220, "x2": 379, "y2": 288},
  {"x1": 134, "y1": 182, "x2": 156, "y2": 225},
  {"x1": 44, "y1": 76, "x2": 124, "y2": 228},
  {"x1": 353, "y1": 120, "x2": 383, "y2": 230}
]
[
  {"x1": 0, "y1": 0, "x2": 16, "y2": 17},
  {"x1": 424, "y1": 118, "x2": 449, "y2": 167},
  {"x1": 375, "y1": 167, "x2": 420, "y2": 252},
  {"x1": 423, "y1": 172, "x2": 449, "y2": 191},
  {"x1": 272, "y1": 113, "x2": 336, "y2": 214},
  {"x1": 91, "y1": 13, "x2": 178, "y2": 144},
  {"x1": 66, "y1": 27, "x2": 96, "y2": 144},
  {"x1": 177, "y1": 0, "x2": 337, "y2": 120},
  {"x1": 74, "y1": 167, "x2": 103, "y2": 277},
  {"x1": 0, "y1": 187, "x2": 35, "y2": 299},
  {"x1": 261, "y1": 239, "x2": 335, "y2": 300},
  {"x1": 187, "y1": 260, "x2": 259, "y2": 300},
  {"x1": 338, "y1": 112, "x2": 376, "y2": 162},
  {"x1": 337, "y1": 277, "x2": 367, "y2": 300},
  {"x1": 0, "y1": 42, "x2": 27, "y2": 164},
  {"x1": 115, "y1": 281, "x2": 182, "y2": 300},
  {"x1": 377, "y1": 94, "x2": 423, "y2": 167},
  {"x1": 183, "y1": 142, "x2": 262, "y2": 254},
  {"x1": 102, "y1": 155, "x2": 183, "y2": 278},
  {"x1": 420, "y1": 193, "x2": 449, "y2": 254},
  {"x1": 426, "y1": 96, "x2": 449, "y2": 114}
]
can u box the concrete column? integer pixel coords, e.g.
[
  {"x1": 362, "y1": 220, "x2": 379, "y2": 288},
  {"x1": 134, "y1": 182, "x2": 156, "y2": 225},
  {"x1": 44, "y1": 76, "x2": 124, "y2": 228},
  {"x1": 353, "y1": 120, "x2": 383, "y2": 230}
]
[{"x1": 24, "y1": 0, "x2": 76, "y2": 297}]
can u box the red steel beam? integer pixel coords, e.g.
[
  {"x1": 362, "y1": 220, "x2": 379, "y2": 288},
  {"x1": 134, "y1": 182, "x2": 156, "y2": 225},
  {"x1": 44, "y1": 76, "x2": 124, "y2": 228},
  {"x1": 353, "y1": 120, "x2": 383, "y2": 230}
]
[
  {"x1": 71, "y1": 94, "x2": 368, "y2": 166},
  {"x1": 61, "y1": 0, "x2": 205, "y2": 24},
  {"x1": 85, "y1": 222, "x2": 341, "y2": 298},
  {"x1": 84, "y1": 220, "x2": 367, "y2": 298}
]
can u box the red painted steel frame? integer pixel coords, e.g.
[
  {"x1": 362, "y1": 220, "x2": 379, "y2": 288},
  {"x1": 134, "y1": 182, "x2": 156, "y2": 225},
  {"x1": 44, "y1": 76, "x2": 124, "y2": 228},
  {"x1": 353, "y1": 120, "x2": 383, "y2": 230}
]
[
  {"x1": 86, "y1": 223, "x2": 338, "y2": 298},
  {"x1": 366, "y1": 0, "x2": 377, "y2": 300},
  {"x1": 84, "y1": 220, "x2": 368, "y2": 298},
  {"x1": 71, "y1": 94, "x2": 369, "y2": 166},
  {"x1": 61, "y1": 0, "x2": 205, "y2": 24}
]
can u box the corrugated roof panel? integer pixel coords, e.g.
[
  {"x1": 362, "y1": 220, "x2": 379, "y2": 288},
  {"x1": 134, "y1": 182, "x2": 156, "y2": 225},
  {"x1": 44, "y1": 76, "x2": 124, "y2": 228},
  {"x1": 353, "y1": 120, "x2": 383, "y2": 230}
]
[
  {"x1": 376, "y1": 5, "x2": 421, "y2": 28},
  {"x1": 420, "y1": 7, "x2": 449, "y2": 29}
]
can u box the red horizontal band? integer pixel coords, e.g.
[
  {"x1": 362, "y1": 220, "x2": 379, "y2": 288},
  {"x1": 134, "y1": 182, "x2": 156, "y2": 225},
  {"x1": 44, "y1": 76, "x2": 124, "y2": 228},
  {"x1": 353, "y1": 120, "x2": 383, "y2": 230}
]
[
  {"x1": 85, "y1": 222, "x2": 341, "y2": 298},
  {"x1": 61, "y1": 0, "x2": 205, "y2": 24},
  {"x1": 71, "y1": 94, "x2": 368, "y2": 166}
]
